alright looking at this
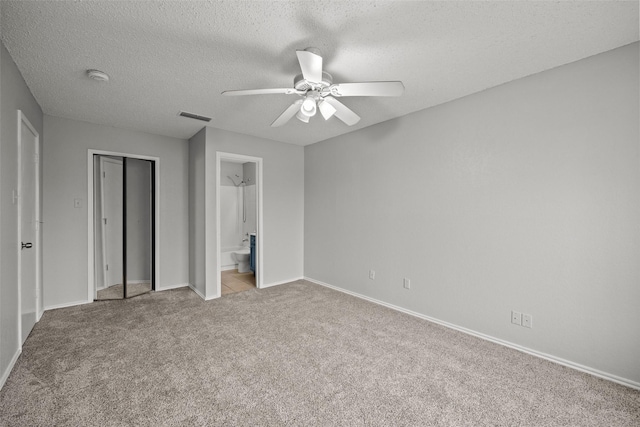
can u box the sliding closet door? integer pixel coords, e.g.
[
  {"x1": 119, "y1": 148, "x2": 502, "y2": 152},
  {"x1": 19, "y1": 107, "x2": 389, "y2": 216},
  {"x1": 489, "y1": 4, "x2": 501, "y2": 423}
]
[{"x1": 124, "y1": 158, "x2": 153, "y2": 298}]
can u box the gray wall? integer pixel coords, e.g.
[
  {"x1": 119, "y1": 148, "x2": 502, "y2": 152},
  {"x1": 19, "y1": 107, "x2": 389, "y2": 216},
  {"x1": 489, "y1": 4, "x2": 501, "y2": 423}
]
[
  {"x1": 43, "y1": 115, "x2": 189, "y2": 307},
  {"x1": 198, "y1": 127, "x2": 304, "y2": 297},
  {"x1": 0, "y1": 41, "x2": 44, "y2": 386},
  {"x1": 304, "y1": 43, "x2": 640, "y2": 384},
  {"x1": 188, "y1": 128, "x2": 206, "y2": 297}
]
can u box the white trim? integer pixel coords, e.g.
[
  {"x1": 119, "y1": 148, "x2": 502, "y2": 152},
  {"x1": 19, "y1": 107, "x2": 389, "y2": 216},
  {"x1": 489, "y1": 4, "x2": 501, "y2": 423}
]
[
  {"x1": 43, "y1": 284, "x2": 188, "y2": 309},
  {"x1": 155, "y1": 283, "x2": 189, "y2": 291},
  {"x1": 0, "y1": 348, "x2": 21, "y2": 390},
  {"x1": 87, "y1": 150, "x2": 160, "y2": 303},
  {"x1": 261, "y1": 277, "x2": 304, "y2": 289},
  {"x1": 188, "y1": 284, "x2": 206, "y2": 300},
  {"x1": 221, "y1": 265, "x2": 237, "y2": 272},
  {"x1": 215, "y1": 152, "x2": 264, "y2": 301},
  {"x1": 304, "y1": 276, "x2": 640, "y2": 391},
  {"x1": 44, "y1": 300, "x2": 92, "y2": 311},
  {"x1": 17, "y1": 110, "x2": 41, "y2": 346}
]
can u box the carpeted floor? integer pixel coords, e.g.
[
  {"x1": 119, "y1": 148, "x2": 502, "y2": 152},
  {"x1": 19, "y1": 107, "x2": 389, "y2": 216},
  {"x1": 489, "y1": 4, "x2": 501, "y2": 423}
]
[{"x1": 1, "y1": 281, "x2": 638, "y2": 426}]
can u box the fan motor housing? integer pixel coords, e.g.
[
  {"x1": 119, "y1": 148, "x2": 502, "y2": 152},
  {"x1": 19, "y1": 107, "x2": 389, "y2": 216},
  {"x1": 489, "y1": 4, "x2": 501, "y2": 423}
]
[{"x1": 294, "y1": 71, "x2": 333, "y2": 92}]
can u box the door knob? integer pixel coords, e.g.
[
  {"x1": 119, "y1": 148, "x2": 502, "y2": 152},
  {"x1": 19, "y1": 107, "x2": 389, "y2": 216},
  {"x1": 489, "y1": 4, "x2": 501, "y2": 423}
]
[{"x1": 21, "y1": 242, "x2": 33, "y2": 250}]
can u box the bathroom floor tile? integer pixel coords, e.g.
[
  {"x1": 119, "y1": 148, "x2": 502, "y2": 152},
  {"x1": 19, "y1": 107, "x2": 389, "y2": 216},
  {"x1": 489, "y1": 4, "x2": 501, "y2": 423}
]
[
  {"x1": 226, "y1": 279, "x2": 253, "y2": 292},
  {"x1": 235, "y1": 273, "x2": 256, "y2": 286},
  {"x1": 220, "y1": 269, "x2": 256, "y2": 296}
]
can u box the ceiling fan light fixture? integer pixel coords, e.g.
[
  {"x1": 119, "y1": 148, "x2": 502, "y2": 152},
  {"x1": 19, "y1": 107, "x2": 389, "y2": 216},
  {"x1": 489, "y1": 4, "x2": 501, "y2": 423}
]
[
  {"x1": 300, "y1": 97, "x2": 317, "y2": 117},
  {"x1": 296, "y1": 110, "x2": 310, "y2": 123},
  {"x1": 318, "y1": 99, "x2": 337, "y2": 120}
]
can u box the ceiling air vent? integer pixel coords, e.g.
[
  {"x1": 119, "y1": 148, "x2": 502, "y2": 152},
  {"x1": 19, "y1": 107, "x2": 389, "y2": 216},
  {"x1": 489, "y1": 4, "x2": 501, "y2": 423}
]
[{"x1": 179, "y1": 111, "x2": 212, "y2": 122}]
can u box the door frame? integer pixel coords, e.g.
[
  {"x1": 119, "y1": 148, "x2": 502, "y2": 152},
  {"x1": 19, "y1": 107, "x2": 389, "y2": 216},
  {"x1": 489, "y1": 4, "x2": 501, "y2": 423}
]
[
  {"x1": 87, "y1": 150, "x2": 160, "y2": 302},
  {"x1": 215, "y1": 152, "x2": 264, "y2": 297},
  {"x1": 16, "y1": 110, "x2": 42, "y2": 346}
]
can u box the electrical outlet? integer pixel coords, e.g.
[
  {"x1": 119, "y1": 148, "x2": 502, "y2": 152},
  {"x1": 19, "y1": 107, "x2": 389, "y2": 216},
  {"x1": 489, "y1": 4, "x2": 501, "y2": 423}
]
[
  {"x1": 403, "y1": 278, "x2": 411, "y2": 289},
  {"x1": 369, "y1": 270, "x2": 375, "y2": 280},
  {"x1": 522, "y1": 314, "x2": 533, "y2": 328},
  {"x1": 511, "y1": 311, "x2": 522, "y2": 326}
]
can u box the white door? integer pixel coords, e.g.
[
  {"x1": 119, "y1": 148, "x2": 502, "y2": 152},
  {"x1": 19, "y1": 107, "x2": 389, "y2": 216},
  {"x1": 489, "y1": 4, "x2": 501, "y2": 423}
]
[
  {"x1": 18, "y1": 112, "x2": 40, "y2": 344},
  {"x1": 101, "y1": 157, "x2": 124, "y2": 290}
]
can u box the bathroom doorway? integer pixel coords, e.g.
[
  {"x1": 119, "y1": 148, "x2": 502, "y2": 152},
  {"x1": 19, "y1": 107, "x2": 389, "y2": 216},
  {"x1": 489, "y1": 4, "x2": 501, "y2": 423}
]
[
  {"x1": 88, "y1": 151, "x2": 159, "y2": 302},
  {"x1": 216, "y1": 152, "x2": 263, "y2": 297}
]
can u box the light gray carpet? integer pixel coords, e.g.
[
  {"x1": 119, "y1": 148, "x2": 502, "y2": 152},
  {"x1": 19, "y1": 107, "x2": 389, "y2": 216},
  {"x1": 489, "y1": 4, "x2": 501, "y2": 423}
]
[{"x1": 1, "y1": 281, "x2": 638, "y2": 426}]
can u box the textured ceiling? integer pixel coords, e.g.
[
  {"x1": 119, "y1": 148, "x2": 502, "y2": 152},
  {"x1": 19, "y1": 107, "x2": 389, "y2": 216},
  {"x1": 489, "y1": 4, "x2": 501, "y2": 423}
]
[{"x1": 1, "y1": 1, "x2": 638, "y2": 146}]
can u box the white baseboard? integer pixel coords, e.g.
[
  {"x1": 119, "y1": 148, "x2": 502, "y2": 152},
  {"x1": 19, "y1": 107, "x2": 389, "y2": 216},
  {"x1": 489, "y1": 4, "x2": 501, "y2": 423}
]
[
  {"x1": 45, "y1": 299, "x2": 92, "y2": 311},
  {"x1": 221, "y1": 265, "x2": 236, "y2": 271},
  {"x1": 188, "y1": 283, "x2": 206, "y2": 300},
  {"x1": 155, "y1": 283, "x2": 189, "y2": 291},
  {"x1": 261, "y1": 277, "x2": 304, "y2": 289},
  {"x1": 0, "y1": 347, "x2": 21, "y2": 391},
  {"x1": 98, "y1": 280, "x2": 149, "y2": 291},
  {"x1": 44, "y1": 283, "x2": 189, "y2": 310},
  {"x1": 304, "y1": 277, "x2": 640, "y2": 391}
]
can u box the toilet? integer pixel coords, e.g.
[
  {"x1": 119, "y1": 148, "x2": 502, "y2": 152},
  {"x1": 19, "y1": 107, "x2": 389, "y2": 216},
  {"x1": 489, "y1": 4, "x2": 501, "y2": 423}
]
[{"x1": 232, "y1": 248, "x2": 251, "y2": 273}]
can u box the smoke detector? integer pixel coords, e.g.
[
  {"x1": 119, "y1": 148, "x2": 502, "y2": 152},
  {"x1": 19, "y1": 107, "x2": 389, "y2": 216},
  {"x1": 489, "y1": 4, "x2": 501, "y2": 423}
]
[{"x1": 86, "y1": 69, "x2": 109, "y2": 82}]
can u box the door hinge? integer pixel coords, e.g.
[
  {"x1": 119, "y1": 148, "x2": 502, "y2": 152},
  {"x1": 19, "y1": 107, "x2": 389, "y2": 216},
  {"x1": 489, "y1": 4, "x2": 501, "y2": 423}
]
[
  {"x1": 103, "y1": 218, "x2": 107, "y2": 225},
  {"x1": 103, "y1": 171, "x2": 106, "y2": 178},
  {"x1": 106, "y1": 264, "x2": 109, "y2": 271},
  {"x1": 34, "y1": 153, "x2": 39, "y2": 163}
]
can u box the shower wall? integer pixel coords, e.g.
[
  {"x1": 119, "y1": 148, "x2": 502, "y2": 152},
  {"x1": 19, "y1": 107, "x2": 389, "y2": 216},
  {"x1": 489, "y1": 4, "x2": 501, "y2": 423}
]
[
  {"x1": 242, "y1": 162, "x2": 257, "y2": 236},
  {"x1": 220, "y1": 161, "x2": 243, "y2": 251},
  {"x1": 242, "y1": 186, "x2": 256, "y2": 237},
  {"x1": 243, "y1": 161, "x2": 256, "y2": 185},
  {"x1": 220, "y1": 161, "x2": 243, "y2": 184},
  {"x1": 220, "y1": 186, "x2": 241, "y2": 251}
]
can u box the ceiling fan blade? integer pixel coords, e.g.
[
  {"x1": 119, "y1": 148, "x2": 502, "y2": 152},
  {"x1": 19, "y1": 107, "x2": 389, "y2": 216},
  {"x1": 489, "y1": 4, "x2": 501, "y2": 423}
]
[
  {"x1": 322, "y1": 97, "x2": 360, "y2": 126},
  {"x1": 330, "y1": 81, "x2": 405, "y2": 97},
  {"x1": 222, "y1": 88, "x2": 299, "y2": 96},
  {"x1": 296, "y1": 49, "x2": 323, "y2": 83},
  {"x1": 271, "y1": 100, "x2": 303, "y2": 127}
]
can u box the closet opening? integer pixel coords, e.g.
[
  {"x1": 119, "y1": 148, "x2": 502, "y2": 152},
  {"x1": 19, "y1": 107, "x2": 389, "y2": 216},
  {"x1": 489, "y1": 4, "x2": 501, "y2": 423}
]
[{"x1": 91, "y1": 154, "x2": 156, "y2": 300}]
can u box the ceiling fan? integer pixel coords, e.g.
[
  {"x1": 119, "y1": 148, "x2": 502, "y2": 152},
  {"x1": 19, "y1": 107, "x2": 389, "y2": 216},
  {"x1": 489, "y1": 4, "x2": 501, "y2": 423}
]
[{"x1": 222, "y1": 47, "x2": 404, "y2": 127}]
